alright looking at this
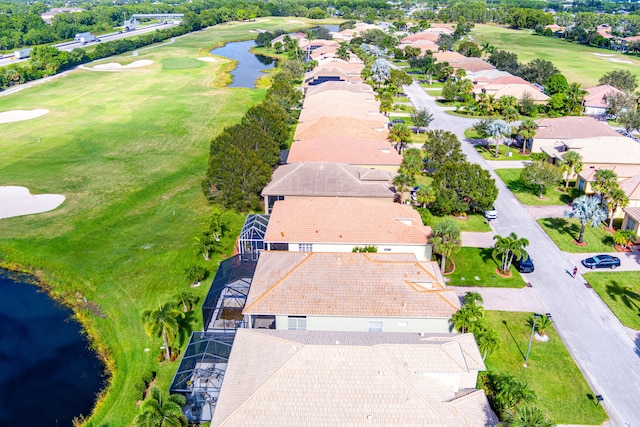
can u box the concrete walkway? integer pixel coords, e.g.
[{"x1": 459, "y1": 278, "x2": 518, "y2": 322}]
[
  {"x1": 485, "y1": 159, "x2": 530, "y2": 169},
  {"x1": 453, "y1": 286, "x2": 546, "y2": 313},
  {"x1": 565, "y1": 249, "x2": 640, "y2": 273},
  {"x1": 461, "y1": 231, "x2": 495, "y2": 248},
  {"x1": 524, "y1": 204, "x2": 569, "y2": 219}
]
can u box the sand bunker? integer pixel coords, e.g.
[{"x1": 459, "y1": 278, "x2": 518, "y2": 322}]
[
  {"x1": 0, "y1": 109, "x2": 49, "y2": 124},
  {"x1": 607, "y1": 58, "x2": 633, "y2": 64},
  {"x1": 592, "y1": 53, "x2": 615, "y2": 57},
  {"x1": 93, "y1": 60, "x2": 153, "y2": 71},
  {"x1": 197, "y1": 57, "x2": 218, "y2": 63},
  {"x1": 0, "y1": 186, "x2": 65, "y2": 219}
]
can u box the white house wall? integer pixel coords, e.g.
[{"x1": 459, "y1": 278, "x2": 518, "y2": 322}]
[
  {"x1": 275, "y1": 314, "x2": 452, "y2": 334},
  {"x1": 286, "y1": 242, "x2": 432, "y2": 261}
]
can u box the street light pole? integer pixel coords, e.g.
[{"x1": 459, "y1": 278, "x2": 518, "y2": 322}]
[{"x1": 523, "y1": 313, "x2": 539, "y2": 368}]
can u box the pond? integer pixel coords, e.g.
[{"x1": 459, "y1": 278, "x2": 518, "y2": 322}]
[
  {"x1": 0, "y1": 269, "x2": 104, "y2": 425},
  {"x1": 210, "y1": 40, "x2": 275, "y2": 88}
]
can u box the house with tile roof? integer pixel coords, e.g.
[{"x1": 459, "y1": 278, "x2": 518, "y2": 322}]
[
  {"x1": 583, "y1": 84, "x2": 625, "y2": 116},
  {"x1": 261, "y1": 162, "x2": 396, "y2": 213},
  {"x1": 263, "y1": 197, "x2": 431, "y2": 258},
  {"x1": 532, "y1": 116, "x2": 625, "y2": 153},
  {"x1": 621, "y1": 207, "x2": 640, "y2": 243},
  {"x1": 211, "y1": 329, "x2": 497, "y2": 426},
  {"x1": 294, "y1": 116, "x2": 389, "y2": 141},
  {"x1": 287, "y1": 136, "x2": 402, "y2": 171},
  {"x1": 576, "y1": 165, "x2": 640, "y2": 195},
  {"x1": 243, "y1": 252, "x2": 457, "y2": 333}
]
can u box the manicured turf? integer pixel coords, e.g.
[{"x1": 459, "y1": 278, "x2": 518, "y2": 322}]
[
  {"x1": 471, "y1": 24, "x2": 640, "y2": 87},
  {"x1": 446, "y1": 247, "x2": 527, "y2": 288},
  {"x1": 537, "y1": 218, "x2": 615, "y2": 253},
  {"x1": 483, "y1": 311, "x2": 608, "y2": 424},
  {"x1": 429, "y1": 214, "x2": 492, "y2": 233},
  {"x1": 495, "y1": 168, "x2": 572, "y2": 206},
  {"x1": 583, "y1": 271, "x2": 640, "y2": 330},
  {"x1": 0, "y1": 16, "x2": 338, "y2": 426},
  {"x1": 476, "y1": 144, "x2": 531, "y2": 161}
]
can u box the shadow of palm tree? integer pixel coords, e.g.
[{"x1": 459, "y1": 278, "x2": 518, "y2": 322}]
[
  {"x1": 479, "y1": 247, "x2": 501, "y2": 270},
  {"x1": 606, "y1": 280, "x2": 640, "y2": 314},
  {"x1": 635, "y1": 333, "x2": 640, "y2": 359},
  {"x1": 541, "y1": 217, "x2": 579, "y2": 241},
  {"x1": 501, "y1": 320, "x2": 526, "y2": 361}
]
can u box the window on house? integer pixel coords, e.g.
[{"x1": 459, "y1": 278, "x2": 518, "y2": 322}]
[
  {"x1": 383, "y1": 248, "x2": 392, "y2": 252},
  {"x1": 626, "y1": 218, "x2": 636, "y2": 232},
  {"x1": 267, "y1": 195, "x2": 284, "y2": 214},
  {"x1": 397, "y1": 321, "x2": 408, "y2": 327},
  {"x1": 298, "y1": 243, "x2": 313, "y2": 252},
  {"x1": 368, "y1": 321, "x2": 383, "y2": 332},
  {"x1": 288, "y1": 316, "x2": 307, "y2": 330}
]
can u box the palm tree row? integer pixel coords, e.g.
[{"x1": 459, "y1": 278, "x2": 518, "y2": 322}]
[
  {"x1": 492, "y1": 233, "x2": 529, "y2": 275},
  {"x1": 451, "y1": 292, "x2": 500, "y2": 361}
]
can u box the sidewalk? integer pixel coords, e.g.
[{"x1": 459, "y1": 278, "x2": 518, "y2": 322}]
[
  {"x1": 453, "y1": 286, "x2": 546, "y2": 313},
  {"x1": 461, "y1": 231, "x2": 495, "y2": 248}
]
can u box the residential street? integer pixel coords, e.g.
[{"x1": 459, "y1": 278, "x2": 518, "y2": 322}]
[{"x1": 404, "y1": 81, "x2": 640, "y2": 426}]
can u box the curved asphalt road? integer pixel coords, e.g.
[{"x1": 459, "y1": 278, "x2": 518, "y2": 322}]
[{"x1": 404, "y1": 81, "x2": 640, "y2": 426}]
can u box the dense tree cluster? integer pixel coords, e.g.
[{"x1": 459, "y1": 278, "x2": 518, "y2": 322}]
[{"x1": 203, "y1": 69, "x2": 298, "y2": 211}]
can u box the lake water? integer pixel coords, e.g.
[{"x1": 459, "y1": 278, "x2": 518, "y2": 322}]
[
  {"x1": 210, "y1": 40, "x2": 275, "y2": 88},
  {"x1": 0, "y1": 269, "x2": 104, "y2": 425}
]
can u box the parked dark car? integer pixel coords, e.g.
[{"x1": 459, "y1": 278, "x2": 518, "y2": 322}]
[
  {"x1": 515, "y1": 255, "x2": 534, "y2": 273},
  {"x1": 581, "y1": 255, "x2": 621, "y2": 269}
]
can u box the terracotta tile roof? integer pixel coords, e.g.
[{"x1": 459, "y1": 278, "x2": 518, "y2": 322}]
[
  {"x1": 303, "y1": 89, "x2": 377, "y2": 108},
  {"x1": 433, "y1": 51, "x2": 466, "y2": 63},
  {"x1": 401, "y1": 32, "x2": 439, "y2": 43},
  {"x1": 261, "y1": 162, "x2": 396, "y2": 199},
  {"x1": 298, "y1": 103, "x2": 386, "y2": 123},
  {"x1": 244, "y1": 252, "x2": 458, "y2": 317},
  {"x1": 623, "y1": 206, "x2": 640, "y2": 220},
  {"x1": 264, "y1": 197, "x2": 430, "y2": 245},
  {"x1": 621, "y1": 175, "x2": 640, "y2": 199},
  {"x1": 287, "y1": 136, "x2": 401, "y2": 166},
  {"x1": 455, "y1": 57, "x2": 495, "y2": 73},
  {"x1": 213, "y1": 329, "x2": 494, "y2": 427},
  {"x1": 474, "y1": 84, "x2": 549, "y2": 102},
  {"x1": 534, "y1": 116, "x2": 621, "y2": 139},
  {"x1": 541, "y1": 137, "x2": 640, "y2": 165},
  {"x1": 544, "y1": 24, "x2": 566, "y2": 32},
  {"x1": 578, "y1": 165, "x2": 640, "y2": 181},
  {"x1": 295, "y1": 116, "x2": 389, "y2": 140},
  {"x1": 584, "y1": 84, "x2": 624, "y2": 108},
  {"x1": 305, "y1": 81, "x2": 373, "y2": 96}
]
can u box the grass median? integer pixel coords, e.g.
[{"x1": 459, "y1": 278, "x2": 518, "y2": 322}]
[
  {"x1": 0, "y1": 16, "x2": 330, "y2": 426},
  {"x1": 483, "y1": 311, "x2": 608, "y2": 424}
]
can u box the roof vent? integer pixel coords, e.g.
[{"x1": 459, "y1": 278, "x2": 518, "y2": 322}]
[
  {"x1": 395, "y1": 217, "x2": 414, "y2": 226},
  {"x1": 335, "y1": 340, "x2": 340, "y2": 345},
  {"x1": 367, "y1": 415, "x2": 373, "y2": 421}
]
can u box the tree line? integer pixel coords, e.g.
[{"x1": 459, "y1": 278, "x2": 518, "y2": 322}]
[{"x1": 202, "y1": 64, "x2": 301, "y2": 211}]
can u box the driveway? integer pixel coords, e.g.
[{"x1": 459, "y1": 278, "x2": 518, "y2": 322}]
[
  {"x1": 524, "y1": 204, "x2": 569, "y2": 219},
  {"x1": 565, "y1": 249, "x2": 640, "y2": 274},
  {"x1": 461, "y1": 231, "x2": 495, "y2": 248},
  {"x1": 404, "y1": 81, "x2": 640, "y2": 426},
  {"x1": 453, "y1": 286, "x2": 546, "y2": 313}
]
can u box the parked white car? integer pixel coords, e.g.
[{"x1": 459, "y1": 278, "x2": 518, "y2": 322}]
[{"x1": 484, "y1": 206, "x2": 497, "y2": 220}]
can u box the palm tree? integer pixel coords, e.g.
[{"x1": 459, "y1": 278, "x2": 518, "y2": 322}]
[
  {"x1": 559, "y1": 151, "x2": 583, "y2": 189},
  {"x1": 451, "y1": 303, "x2": 482, "y2": 333},
  {"x1": 503, "y1": 406, "x2": 555, "y2": 427},
  {"x1": 431, "y1": 218, "x2": 461, "y2": 273},
  {"x1": 476, "y1": 93, "x2": 499, "y2": 116},
  {"x1": 142, "y1": 302, "x2": 185, "y2": 361},
  {"x1": 393, "y1": 173, "x2": 415, "y2": 203},
  {"x1": 492, "y1": 232, "x2": 529, "y2": 274},
  {"x1": 416, "y1": 185, "x2": 436, "y2": 208},
  {"x1": 565, "y1": 195, "x2": 608, "y2": 244},
  {"x1": 533, "y1": 314, "x2": 552, "y2": 337},
  {"x1": 607, "y1": 187, "x2": 629, "y2": 229},
  {"x1": 463, "y1": 291, "x2": 484, "y2": 307},
  {"x1": 517, "y1": 119, "x2": 537, "y2": 154},
  {"x1": 592, "y1": 169, "x2": 618, "y2": 201},
  {"x1": 565, "y1": 82, "x2": 586, "y2": 115},
  {"x1": 492, "y1": 373, "x2": 536, "y2": 413},
  {"x1": 174, "y1": 291, "x2": 200, "y2": 312},
  {"x1": 487, "y1": 119, "x2": 512, "y2": 158},
  {"x1": 400, "y1": 148, "x2": 423, "y2": 177},
  {"x1": 476, "y1": 327, "x2": 500, "y2": 360},
  {"x1": 481, "y1": 42, "x2": 495, "y2": 58},
  {"x1": 134, "y1": 387, "x2": 188, "y2": 427}
]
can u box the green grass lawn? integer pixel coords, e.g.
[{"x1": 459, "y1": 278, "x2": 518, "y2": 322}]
[
  {"x1": 476, "y1": 144, "x2": 531, "y2": 161},
  {"x1": 537, "y1": 218, "x2": 615, "y2": 253},
  {"x1": 495, "y1": 168, "x2": 572, "y2": 206},
  {"x1": 583, "y1": 271, "x2": 640, "y2": 330},
  {"x1": 446, "y1": 247, "x2": 527, "y2": 288},
  {"x1": 472, "y1": 24, "x2": 640, "y2": 87},
  {"x1": 0, "y1": 16, "x2": 328, "y2": 426},
  {"x1": 429, "y1": 214, "x2": 492, "y2": 233},
  {"x1": 483, "y1": 311, "x2": 608, "y2": 424}
]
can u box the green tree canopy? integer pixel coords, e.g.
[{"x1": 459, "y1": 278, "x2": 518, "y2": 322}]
[
  {"x1": 519, "y1": 162, "x2": 562, "y2": 198},
  {"x1": 432, "y1": 161, "x2": 498, "y2": 214},
  {"x1": 599, "y1": 69, "x2": 638, "y2": 94}
]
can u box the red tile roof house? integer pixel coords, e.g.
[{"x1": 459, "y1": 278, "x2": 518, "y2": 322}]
[
  {"x1": 532, "y1": 116, "x2": 628, "y2": 153},
  {"x1": 211, "y1": 328, "x2": 497, "y2": 427},
  {"x1": 294, "y1": 116, "x2": 390, "y2": 141},
  {"x1": 621, "y1": 207, "x2": 640, "y2": 244},
  {"x1": 583, "y1": 84, "x2": 625, "y2": 116},
  {"x1": 287, "y1": 136, "x2": 402, "y2": 171},
  {"x1": 263, "y1": 197, "x2": 432, "y2": 260},
  {"x1": 261, "y1": 162, "x2": 396, "y2": 213},
  {"x1": 242, "y1": 251, "x2": 457, "y2": 333}
]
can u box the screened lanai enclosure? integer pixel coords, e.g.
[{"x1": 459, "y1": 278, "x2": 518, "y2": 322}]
[
  {"x1": 237, "y1": 214, "x2": 269, "y2": 255},
  {"x1": 201, "y1": 254, "x2": 258, "y2": 331},
  {"x1": 171, "y1": 253, "x2": 259, "y2": 422},
  {"x1": 169, "y1": 332, "x2": 235, "y2": 422}
]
